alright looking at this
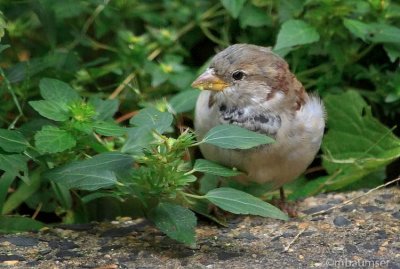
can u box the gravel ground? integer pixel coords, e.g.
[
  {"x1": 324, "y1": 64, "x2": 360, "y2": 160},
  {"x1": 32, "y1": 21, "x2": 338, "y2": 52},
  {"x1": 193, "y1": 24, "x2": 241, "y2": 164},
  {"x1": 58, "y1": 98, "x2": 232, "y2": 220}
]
[{"x1": 1, "y1": 187, "x2": 399, "y2": 269}]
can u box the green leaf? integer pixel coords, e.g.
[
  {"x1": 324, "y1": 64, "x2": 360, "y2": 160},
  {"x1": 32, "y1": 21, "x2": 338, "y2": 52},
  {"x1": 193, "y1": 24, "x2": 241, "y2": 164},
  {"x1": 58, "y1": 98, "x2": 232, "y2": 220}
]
[
  {"x1": 0, "y1": 216, "x2": 44, "y2": 233},
  {"x1": 278, "y1": 0, "x2": 304, "y2": 22},
  {"x1": 384, "y1": 44, "x2": 400, "y2": 62},
  {"x1": 121, "y1": 127, "x2": 154, "y2": 155},
  {"x1": 93, "y1": 121, "x2": 126, "y2": 136},
  {"x1": 89, "y1": 97, "x2": 119, "y2": 121},
  {"x1": 130, "y1": 107, "x2": 173, "y2": 134},
  {"x1": 193, "y1": 159, "x2": 241, "y2": 177},
  {"x1": 274, "y1": 19, "x2": 320, "y2": 50},
  {"x1": 29, "y1": 100, "x2": 70, "y2": 121},
  {"x1": 322, "y1": 91, "x2": 400, "y2": 190},
  {"x1": 0, "y1": 44, "x2": 10, "y2": 53},
  {"x1": 2, "y1": 168, "x2": 42, "y2": 214},
  {"x1": 343, "y1": 19, "x2": 369, "y2": 41},
  {"x1": 39, "y1": 78, "x2": 80, "y2": 103},
  {"x1": 34, "y1": 126, "x2": 76, "y2": 154},
  {"x1": 148, "y1": 202, "x2": 196, "y2": 245},
  {"x1": 0, "y1": 153, "x2": 29, "y2": 177},
  {"x1": 201, "y1": 125, "x2": 274, "y2": 149},
  {"x1": 205, "y1": 187, "x2": 288, "y2": 220},
  {"x1": 221, "y1": 0, "x2": 247, "y2": 18},
  {"x1": 0, "y1": 11, "x2": 5, "y2": 42},
  {"x1": 169, "y1": 90, "x2": 200, "y2": 114},
  {"x1": 343, "y1": 19, "x2": 400, "y2": 44},
  {"x1": 0, "y1": 172, "x2": 17, "y2": 212},
  {"x1": 239, "y1": 4, "x2": 272, "y2": 28},
  {"x1": 0, "y1": 129, "x2": 29, "y2": 153},
  {"x1": 45, "y1": 152, "x2": 134, "y2": 190}
]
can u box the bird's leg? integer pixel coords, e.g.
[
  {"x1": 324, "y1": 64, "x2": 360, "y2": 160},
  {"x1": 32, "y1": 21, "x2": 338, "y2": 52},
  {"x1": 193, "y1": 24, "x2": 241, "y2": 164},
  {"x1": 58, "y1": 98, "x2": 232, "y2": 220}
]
[
  {"x1": 280, "y1": 187, "x2": 286, "y2": 203},
  {"x1": 272, "y1": 187, "x2": 298, "y2": 218}
]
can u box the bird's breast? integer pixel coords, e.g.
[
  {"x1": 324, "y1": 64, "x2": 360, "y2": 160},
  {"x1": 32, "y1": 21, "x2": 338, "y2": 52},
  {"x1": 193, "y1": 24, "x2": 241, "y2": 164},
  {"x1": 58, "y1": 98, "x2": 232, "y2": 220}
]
[{"x1": 217, "y1": 102, "x2": 282, "y2": 138}]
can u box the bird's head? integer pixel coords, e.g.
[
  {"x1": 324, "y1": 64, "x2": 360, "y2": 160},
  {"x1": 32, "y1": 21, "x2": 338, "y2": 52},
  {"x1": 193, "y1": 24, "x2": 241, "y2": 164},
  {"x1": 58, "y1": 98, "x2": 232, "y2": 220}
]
[{"x1": 192, "y1": 44, "x2": 305, "y2": 110}]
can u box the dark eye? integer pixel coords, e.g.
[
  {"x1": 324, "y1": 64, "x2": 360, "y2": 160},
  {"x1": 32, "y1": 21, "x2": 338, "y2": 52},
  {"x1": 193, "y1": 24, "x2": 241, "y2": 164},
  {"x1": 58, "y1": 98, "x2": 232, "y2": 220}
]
[{"x1": 232, "y1": 70, "x2": 245, "y2": 81}]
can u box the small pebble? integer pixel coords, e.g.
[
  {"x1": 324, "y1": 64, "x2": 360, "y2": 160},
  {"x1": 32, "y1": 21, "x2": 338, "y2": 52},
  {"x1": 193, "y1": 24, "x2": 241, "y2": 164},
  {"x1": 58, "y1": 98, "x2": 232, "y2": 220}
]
[
  {"x1": 363, "y1": 205, "x2": 382, "y2": 213},
  {"x1": 340, "y1": 204, "x2": 357, "y2": 212},
  {"x1": 302, "y1": 204, "x2": 332, "y2": 214},
  {"x1": 392, "y1": 211, "x2": 400, "y2": 220},
  {"x1": 333, "y1": 216, "x2": 351, "y2": 227}
]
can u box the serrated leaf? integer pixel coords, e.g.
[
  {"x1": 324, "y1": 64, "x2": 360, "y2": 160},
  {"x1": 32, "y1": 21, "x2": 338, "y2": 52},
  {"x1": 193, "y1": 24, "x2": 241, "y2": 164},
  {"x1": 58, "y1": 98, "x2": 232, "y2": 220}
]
[
  {"x1": 221, "y1": 0, "x2": 247, "y2": 18},
  {"x1": 130, "y1": 107, "x2": 173, "y2": 134},
  {"x1": 274, "y1": 19, "x2": 320, "y2": 50},
  {"x1": 193, "y1": 159, "x2": 241, "y2": 177},
  {"x1": 29, "y1": 100, "x2": 70, "y2": 121},
  {"x1": 34, "y1": 126, "x2": 76, "y2": 154},
  {"x1": 169, "y1": 90, "x2": 200, "y2": 114},
  {"x1": 93, "y1": 121, "x2": 126, "y2": 136},
  {"x1": 322, "y1": 91, "x2": 400, "y2": 190},
  {"x1": 201, "y1": 125, "x2": 274, "y2": 149},
  {"x1": 205, "y1": 187, "x2": 288, "y2": 220},
  {"x1": 148, "y1": 202, "x2": 196, "y2": 245},
  {"x1": 0, "y1": 129, "x2": 29, "y2": 153},
  {"x1": 39, "y1": 78, "x2": 80, "y2": 103},
  {"x1": 45, "y1": 152, "x2": 134, "y2": 190},
  {"x1": 0, "y1": 216, "x2": 44, "y2": 233}
]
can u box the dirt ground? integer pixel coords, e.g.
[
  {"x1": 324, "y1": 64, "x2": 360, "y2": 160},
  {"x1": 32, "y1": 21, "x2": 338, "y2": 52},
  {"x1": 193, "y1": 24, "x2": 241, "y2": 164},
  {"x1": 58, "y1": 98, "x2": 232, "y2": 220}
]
[{"x1": 1, "y1": 187, "x2": 399, "y2": 269}]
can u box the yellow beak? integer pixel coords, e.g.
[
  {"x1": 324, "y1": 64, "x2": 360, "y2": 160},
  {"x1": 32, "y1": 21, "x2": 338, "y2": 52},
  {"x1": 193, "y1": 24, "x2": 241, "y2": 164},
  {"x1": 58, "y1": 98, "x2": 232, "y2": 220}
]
[{"x1": 191, "y1": 68, "x2": 229, "y2": 91}]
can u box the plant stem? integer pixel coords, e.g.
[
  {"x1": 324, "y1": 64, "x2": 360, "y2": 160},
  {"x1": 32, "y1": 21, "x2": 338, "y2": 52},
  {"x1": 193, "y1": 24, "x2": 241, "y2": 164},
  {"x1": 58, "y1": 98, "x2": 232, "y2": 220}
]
[{"x1": 182, "y1": 192, "x2": 205, "y2": 200}]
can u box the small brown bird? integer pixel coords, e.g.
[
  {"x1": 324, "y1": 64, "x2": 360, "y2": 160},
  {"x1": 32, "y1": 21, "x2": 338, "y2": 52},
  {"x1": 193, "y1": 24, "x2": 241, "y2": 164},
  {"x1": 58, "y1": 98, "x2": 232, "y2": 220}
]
[{"x1": 192, "y1": 44, "x2": 325, "y2": 195}]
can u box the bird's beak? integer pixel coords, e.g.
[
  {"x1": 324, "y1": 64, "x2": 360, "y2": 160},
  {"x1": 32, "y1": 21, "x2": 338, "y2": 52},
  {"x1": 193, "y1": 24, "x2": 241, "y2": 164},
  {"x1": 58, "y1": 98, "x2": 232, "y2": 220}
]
[{"x1": 191, "y1": 68, "x2": 229, "y2": 91}]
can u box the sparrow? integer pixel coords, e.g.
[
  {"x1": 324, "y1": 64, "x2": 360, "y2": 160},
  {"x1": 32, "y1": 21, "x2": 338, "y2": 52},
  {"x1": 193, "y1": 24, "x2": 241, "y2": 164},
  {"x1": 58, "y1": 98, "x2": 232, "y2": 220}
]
[{"x1": 192, "y1": 44, "x2": 325, "y2": 193}]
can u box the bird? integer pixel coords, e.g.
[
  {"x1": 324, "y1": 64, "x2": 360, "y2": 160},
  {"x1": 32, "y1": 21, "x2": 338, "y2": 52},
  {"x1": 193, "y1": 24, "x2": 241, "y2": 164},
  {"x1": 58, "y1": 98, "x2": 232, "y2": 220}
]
[{"x1": 192, "y1": 44, "x2": 325, "y2": 199}]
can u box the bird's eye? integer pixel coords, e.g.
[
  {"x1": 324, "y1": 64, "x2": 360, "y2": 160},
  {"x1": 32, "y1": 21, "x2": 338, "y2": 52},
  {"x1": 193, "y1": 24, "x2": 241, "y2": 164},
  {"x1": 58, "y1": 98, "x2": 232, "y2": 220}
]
[{"x1": 232, "y1": 70, "x2": 245, "y2": 81}]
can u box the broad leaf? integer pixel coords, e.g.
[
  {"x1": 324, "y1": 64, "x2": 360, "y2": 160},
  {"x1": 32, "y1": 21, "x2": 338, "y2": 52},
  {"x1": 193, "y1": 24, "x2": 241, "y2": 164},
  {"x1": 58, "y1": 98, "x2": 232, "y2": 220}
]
[
  {"x1": 169, "y1": 90, "x2": 200, "y2": 114},
  {"x1": 274, "y1": 19, "x2": 320, "y2": 50},
  {"x1": 0, "y1": 216, "x2": 44, "y2": 233},
  {"x1": 384, "y1": 44, "x2": 400, "y2": 63},
  {"x1": 93, "y1": 121, "x2": 126, "y2": 136},
  {"x1": 45, "y1": 152, "x2": 134, "y2": 190},
  {"x1": 205, "y1": 187, "x2": 288, "y2": 220},
  {"x1": 0, "y1": 129, "x2": 29, "y2": 153},
  {"x1": 34, "y1": 126, "x2": 76, "y2": 154},
  {"x1": 29, "y1": 100, "x2": 70, "y2": 121},
  {"x1": 343, "y1": 19, "x2": 400, "y2": 44},
  {"x1": 193, "y1": 159, "x2": 241, "y2": 177},
  {"x1": 121, "y1": 127, "x2": 154, "y2": 155},
  {"x1": 39, "y1": 78, "x2": 80, "y2": 103},
  {"x1": 220, "y1": 0, "x2": 247, "y2": 18},
  {"x1": 0, "y1": 153, "x2": 29, "y2": 177},
  {"x1": 201, "y1": 124, "x2": 274, "y2": 149},
  {"x1": 239, "y1": 4, "x2": 272, "y2": 28},
  {"x1": 89, "y1": 97, "x2": 119, "y2": 121},
  {"x1": 148, "y1": 202, "x2": 196, "y2": 245},
  {"x1": 130, "y1": 107, "x2": 173, "y2": 134},
  {"x1": 322, "y1": 91, "x2": 400, "y2": 190}
]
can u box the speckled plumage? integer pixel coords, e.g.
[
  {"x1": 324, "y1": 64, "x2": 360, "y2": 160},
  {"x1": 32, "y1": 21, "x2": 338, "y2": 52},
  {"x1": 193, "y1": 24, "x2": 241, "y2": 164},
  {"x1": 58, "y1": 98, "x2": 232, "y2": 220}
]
[{"x1": 193, "y1": 44, "x2": 325, "y2": 188}]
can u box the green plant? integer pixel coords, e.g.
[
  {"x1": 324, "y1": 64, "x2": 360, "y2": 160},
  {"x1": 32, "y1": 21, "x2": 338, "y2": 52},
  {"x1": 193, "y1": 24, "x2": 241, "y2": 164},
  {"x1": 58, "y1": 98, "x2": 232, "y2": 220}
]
[{"x1": 0, "y1": 78, "x2": 288, "y2": 244}]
